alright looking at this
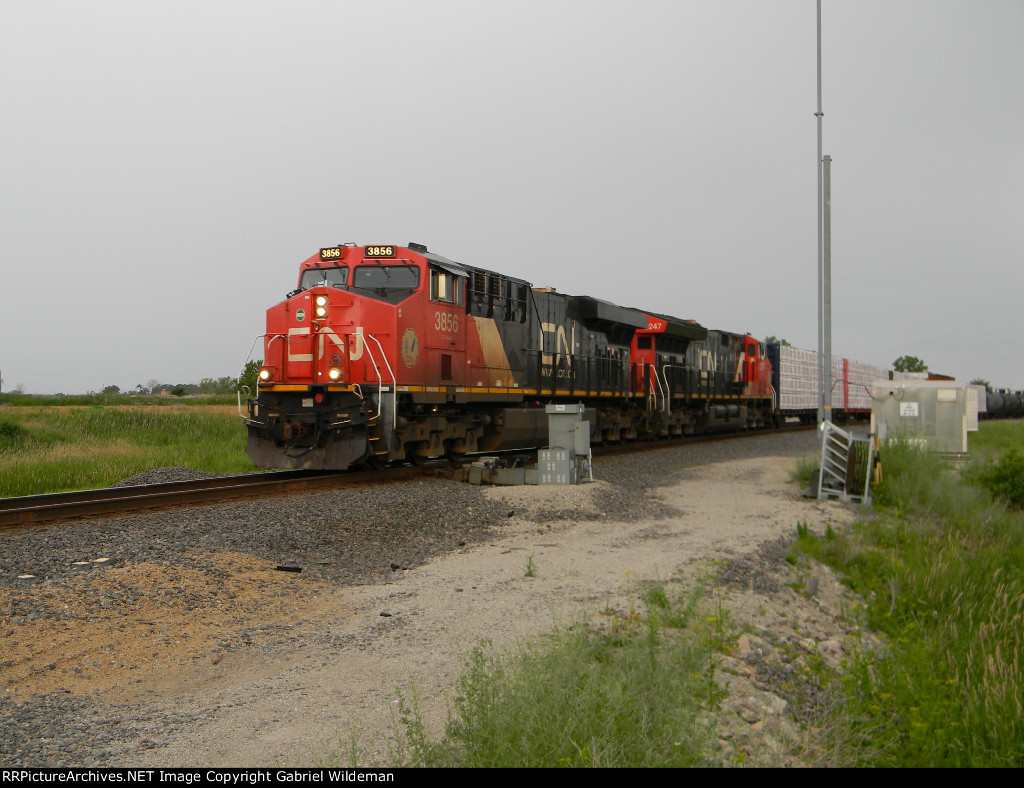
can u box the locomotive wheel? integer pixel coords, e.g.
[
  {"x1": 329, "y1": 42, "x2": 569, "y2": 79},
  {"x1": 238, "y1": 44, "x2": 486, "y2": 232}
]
[
  {"x1": 407, "y1": 442, "x2": 430, "y2": 466},
  {"x1": 445, "y1": 439, "x2": 466, "y2": 462}
]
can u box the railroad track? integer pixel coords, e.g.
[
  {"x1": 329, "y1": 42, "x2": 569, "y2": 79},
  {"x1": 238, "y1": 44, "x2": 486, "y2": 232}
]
[
  {"x1": 0, "y1": 424, "x2": 816, "y2": 531},
  {"x1": 0, "y1": 466, "x2": 432, "y2": 531}
]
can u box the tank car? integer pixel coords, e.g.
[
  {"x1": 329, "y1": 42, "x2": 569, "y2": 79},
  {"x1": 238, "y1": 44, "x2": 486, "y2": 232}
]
[
  {"x1": 1002, "y1": 390, "x2": 1024, "y2": 418},
  {"x1": 985, "y1": 390, "x2": 1005, "y2": 419},
  {"x1": 243, "y1": 242, "x2": 776, "y2": 469}
]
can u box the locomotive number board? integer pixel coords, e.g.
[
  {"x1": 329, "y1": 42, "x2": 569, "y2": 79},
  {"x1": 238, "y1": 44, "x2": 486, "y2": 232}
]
[
  {"x1": 319, "y1": 247, "x2": 344, "y2": 261},
  {"x1": 364, "y1": 245, "x2": 396, "y2": 258}
]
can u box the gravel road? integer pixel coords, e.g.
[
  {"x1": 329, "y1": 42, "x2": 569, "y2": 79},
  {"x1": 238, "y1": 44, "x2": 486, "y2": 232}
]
[{"x1": 1, "y1": 430, "x2": 868, "y2": 767}]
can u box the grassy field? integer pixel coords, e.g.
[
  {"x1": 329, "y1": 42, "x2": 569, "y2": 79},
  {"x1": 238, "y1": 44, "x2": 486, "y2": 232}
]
[
  {"x1": 0, "y1": 400, "x2": 253, "y2": 497},
  {"x1": 792, "y1": 420, "x2": 1024, "y2": 766}
]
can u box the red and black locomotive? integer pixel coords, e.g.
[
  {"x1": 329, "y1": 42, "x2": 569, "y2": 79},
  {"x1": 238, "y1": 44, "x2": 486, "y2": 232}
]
[{"x1": 244, "y1": 242, "x2": 775, "y2": 470}]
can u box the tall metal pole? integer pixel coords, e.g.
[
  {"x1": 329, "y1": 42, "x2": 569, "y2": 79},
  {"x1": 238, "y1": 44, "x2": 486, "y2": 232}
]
[
  {"x1": 816, "y1": 0, "x2": 831, "y2": 423},
  {"x1": 823, "y1": 155, "x2": 833, "y2": 421}
]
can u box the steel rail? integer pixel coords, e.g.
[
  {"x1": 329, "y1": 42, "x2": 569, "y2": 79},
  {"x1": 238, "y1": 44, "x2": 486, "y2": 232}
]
[{"x1": 0, "y1": 466, "x2": 430, "y2": 531}]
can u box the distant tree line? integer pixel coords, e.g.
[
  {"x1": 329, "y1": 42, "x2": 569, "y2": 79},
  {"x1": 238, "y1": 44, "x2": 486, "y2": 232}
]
[{"x1": 100, "y1": 361, "x2": 261, "y2": 398}]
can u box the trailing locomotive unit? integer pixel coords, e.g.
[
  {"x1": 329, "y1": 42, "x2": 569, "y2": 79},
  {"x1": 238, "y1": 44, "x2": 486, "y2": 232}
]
[{"x1": 245, "y1": 242, "x2": 774, "y2": 470}]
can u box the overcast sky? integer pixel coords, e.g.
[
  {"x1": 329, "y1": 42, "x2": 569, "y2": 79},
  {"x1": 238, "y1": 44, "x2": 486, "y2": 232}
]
[{"x1": 2, "y1": 0, "x2": 1022, "y2": 394}]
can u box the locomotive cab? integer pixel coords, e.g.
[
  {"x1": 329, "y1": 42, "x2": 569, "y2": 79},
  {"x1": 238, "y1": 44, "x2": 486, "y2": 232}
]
[{"x1": 247, "y1": 244, "x2": 433, "y2": 469}]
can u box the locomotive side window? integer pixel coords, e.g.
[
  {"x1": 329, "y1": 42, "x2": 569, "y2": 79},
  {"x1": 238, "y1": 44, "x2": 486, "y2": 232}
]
[
  {"x1": 300, "y1": 266, "x2": 348, "y2": 290},
  {"x1": 515, "y1": 284, "x2": 529, "y2": 323},
  {"x1": 430, "y1": 270, "x2": 463, "y2": 306}
]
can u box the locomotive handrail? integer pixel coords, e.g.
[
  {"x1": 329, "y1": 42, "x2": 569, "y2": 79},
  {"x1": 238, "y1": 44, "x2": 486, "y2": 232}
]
[
  {"x1": 365, "y1": 332, "x2": 397, "y2": 428},
  {"x1": 240, "y1": 334, "x2": 268, "y2": 381},
  {"x1": 647, "y1": 364, "x2": 666, "y2": 416},
  {"x1": 660, "y1": 364, "x2": 674, "y2": 414},
  {"x1": 665, "y1": 362, "x2": 691, "y2": 397},
  {"x1": 238, "y1": 333, "x2": 285, "y2": 420},
  {"x1": 359, "y1": 334, "x2": 384, "y2": 413}
]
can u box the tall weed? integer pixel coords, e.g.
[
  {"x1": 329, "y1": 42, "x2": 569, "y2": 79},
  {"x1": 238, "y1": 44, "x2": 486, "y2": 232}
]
[
  {"x1": 384, "y1": 588, "x2": 722, "y2": 768},
  {"x1": 796, "y1": 427, "x2": 1024, "y2": 766},
  {"x1": 0, "y1": 405, "x2": 251, "y2": 496}
]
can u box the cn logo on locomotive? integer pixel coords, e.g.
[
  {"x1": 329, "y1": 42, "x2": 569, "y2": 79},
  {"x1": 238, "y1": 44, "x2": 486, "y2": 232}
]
[{"x1": 540, "y1": 322, "x2": 574, "y2": 366}]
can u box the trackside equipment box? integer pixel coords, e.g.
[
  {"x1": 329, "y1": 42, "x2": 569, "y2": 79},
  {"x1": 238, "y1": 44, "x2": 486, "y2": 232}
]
[
  {"x1": 540, "y1": 404, "x2": 593, "y2": 485},
  {"x1": 870, "y1": 381, "x2": 977, "y2": 454}
]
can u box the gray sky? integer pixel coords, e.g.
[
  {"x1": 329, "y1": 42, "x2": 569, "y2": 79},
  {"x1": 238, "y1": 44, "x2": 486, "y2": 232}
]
[{"x1": 2, "y1": 0, "x2": 1022, "y2": 394}]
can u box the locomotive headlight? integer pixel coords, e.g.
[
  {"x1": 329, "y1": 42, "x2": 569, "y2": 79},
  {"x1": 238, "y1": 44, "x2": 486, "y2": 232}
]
[
  {"x1": 328, "y1": 367, "x2": 342, "y2": 381},
  {"x1": 314, "y1": 295, "x2": 329, "y2": 318},
  {"x1": 259, "y1": 367, "x2": 273, "y2": 382}
]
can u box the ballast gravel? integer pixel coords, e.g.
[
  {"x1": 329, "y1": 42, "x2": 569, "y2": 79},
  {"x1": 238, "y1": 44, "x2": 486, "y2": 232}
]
[
  {"x1": 110, "y1": 467, "x2": 228, "y2": 487},
  {"x1": 1, "y1": 431, "x2": 822, "y2": 767}
]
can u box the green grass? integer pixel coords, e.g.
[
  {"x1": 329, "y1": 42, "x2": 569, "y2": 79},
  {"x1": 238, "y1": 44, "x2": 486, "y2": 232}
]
[
  {"x1": 968, "y1": 419, "x2": 1024, "y2": 457},
  {"x1": 336, "y1": 583, "x2": 726, "y2": 768},
  {"x1": 791, "y1": 424, "x2": 1024, "y2": 766},
  {"x1": 0, "y1": 404, "x2": 253, "y2": 496}
]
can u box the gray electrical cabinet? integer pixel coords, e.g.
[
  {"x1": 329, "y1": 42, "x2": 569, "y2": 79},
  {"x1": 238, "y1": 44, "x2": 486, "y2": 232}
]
[
  {"x1": 540, "y1": 404, "x2": 593, "y2": 485},
  {"x1": 870, "y1": 381, "x2": 976, "y2": 454},
  {"x1": 463, "y1": 404, "x2": 595, "y2": 486}
]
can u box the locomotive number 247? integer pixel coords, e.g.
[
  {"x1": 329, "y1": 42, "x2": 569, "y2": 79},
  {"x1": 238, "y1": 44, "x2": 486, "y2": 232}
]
[{"x1": 434, "y1": 311, "x2": 458, "y2": 333}]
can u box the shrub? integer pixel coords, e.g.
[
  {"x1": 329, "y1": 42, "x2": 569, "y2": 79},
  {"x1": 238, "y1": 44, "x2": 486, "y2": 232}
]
[
  {"x1": 971, "y1": 449, "x2": 1024, "y2": 509},
  {"x1": 0, "y1": 416, "x2": 27, "y2": 450}
]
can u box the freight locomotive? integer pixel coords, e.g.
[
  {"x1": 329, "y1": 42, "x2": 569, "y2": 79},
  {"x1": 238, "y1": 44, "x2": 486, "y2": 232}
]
[
  {"x1": 243, "y1": 242, "x2": 1016, "y2": 470},
  {"x1": 243, "y1": 242, "x2": 776, "y2": 470}
]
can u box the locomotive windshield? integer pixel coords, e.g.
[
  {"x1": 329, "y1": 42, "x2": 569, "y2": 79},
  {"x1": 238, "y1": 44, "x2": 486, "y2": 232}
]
[
  {"x1": 300, "y1": 266, "x2": 348, "y2": 290},
  {"x1": 350, "y1": 264, "x2": 421, "y2": 303}
]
